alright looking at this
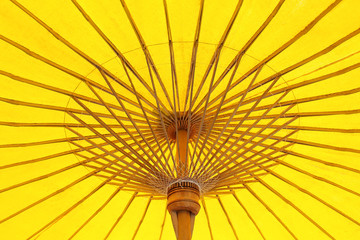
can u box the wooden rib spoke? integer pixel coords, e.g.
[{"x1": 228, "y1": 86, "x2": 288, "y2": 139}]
[
  {"x1": 244, "y1": 184, "x2": 298, "y2": 239},
  {"x1": 193, "y1": 0, "x2": 286, "y2": 113},
  {"x1": 232, "y1": 193, "x2": 266, "y2": 240},
  {"x1": 195, "y1": 76, "x2": 284, "y2": 178},
  {"x1": 68, "y1": 186, "x2": 123, "y2": 240},
  {"x1": 204, "y1": 0, "x2": 345, "y2": 111},
  {"x1": 104, "y1": 192, "x2": 138, "y2": 240},
  {"x1": 131, "y1": 197, "x2": 153, "y2": 240},
  {"x1": 201, "y1": 198, "x2": 214, "y2": 240},
  {"x1": 217, "y1": 196, "x2": 239, "y2": 240},
  {"x1": 27, "y1": 176, "x2": 116, "y2": 240},
  {"x1": 267, "y1": 169, "x2": 360, "y2": 227}
]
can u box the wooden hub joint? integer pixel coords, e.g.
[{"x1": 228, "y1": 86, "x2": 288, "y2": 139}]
[{"x1": 167, "y1": 181, "x2": 201, "y2": 240}]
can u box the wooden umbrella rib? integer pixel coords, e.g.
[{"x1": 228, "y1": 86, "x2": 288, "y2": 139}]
[
  {"x1": 0, "y1": 96, "x2": 110, "y2": 120},
  {"x1": 201, "y1": 198, "x2": 214, "y2": 240},
  {"x1": 214, "y1": 109, "x2": 360, "y2": 123},
  {"x1": 278, "y1": 136, "x2": 360, "y2": 155},
  {"x1": 189, "y1": 0, "x2": 245, "y2": 170},
  {"x1": 105, "y1": 184, "x2": 157, "y2": 195},
  {"x1": 68, "y1": 186, "x2": 122, "y2": 240},
  {"x1": 71, "y1": 149, "x2": 150, "y2": 186},
  {"x1": 119, "y1": 0, "x2": 174, "y2": 112},
  {"x1": 203, "y1": 72, "x2": 284, "y2": 173},
  {"x1": 163, "y1": 0, "x2": 180, "y2": 111},
  {"x1": 284, "y1": 149, "x2": 360, "y2": 175},
  {"x1": 244, "y1": 184, "x2": 298, "y2": 240},
  {"x1": 0, "y1": 147, "x2": 85, "y2": 170},
  {"x1": 0, "y1": 170, "x2": 99, "y2": 224},
  {"x1": 215, "y1": 164, "x2": 280, "y2": 188},
  {"x1": 204, "y1": 0, "x2": 344, "y2": 111},
  {"x1": 191, "y1": 65, "x2": 266, "y2": 177},
  {"x1": 83, "y1": 76, "x2": 168, "y2": 175},
  {"x1": 208, "y1": 62, "x2": 360, "y2": 119},
  {"x1": 66, "y1": 126, "x2": 151, "y2": 180},
  {"x1": 184, "y1": 0, "x2": 204, "y2": 112},
  {"x1": 193, "y1": 0, "x2": 286, "y2": 113},
  {"x1": 99, "y1": 68, "x2": 174, "y2": 176},
  {"x1": 97, "y1": 69, "x2": 163, "y2": 164},
  {"x1": 119, "y1": 56, "x2": 174, "y2": 175},
  {"x1": 191, "y1": 53, "x2": 243, "y2": 175},
  {"x1": 163, "y1": 0, "x2": 184, "y2": 174},
  {"x1": 207, "y1": 130, "x2": 295, "y2": 182},
  {"x1": 0, "y1": 95, "x2": 155, "y2": 125},
  {"x1": 274, "y1": 159, "x2": 360, "y2": 198},
  {"x1": 0, "y1": 161, "x2": 88, "y2": 194},
  {"x1": 217, "y1": 196, "x2": 239, "y2": 240},
  {"x1": 8, "y1": 0, "x2": 164, "y2": 115},
  {"x1": 131, "y1": 196, "x2": 153, "y2": 240},
  {"x1": 158, "y1": 205, "x2": 167, "y2": 240},
  {"x1": 232, "y1": 193, "x2": 266, "y2": 240},
  {"x1": 190, "y1": 0, "x2": 244, "y2": 108},
  {"x1": 69, "y1": 144, "x2": 152, "y2": 187},
  {"x1": 256, "y1": 178, "x2": 335, "y2": 240},
  {"x1": 212, "y1": 26, "x2": 360, "y2": 113},
  {"x1": 67, "y1": 134, "x2": 151, "y2": 183},
  {"x1": 70, "y1": 0, "x2": 170, "y2": 112},
  {"x1": 218, "y1": 144, "x2": 292, "y2": 183},
  {"x1": 215, "y1": 123, "x2": 360, "y2": 134},
  {"x1": 68, "y1": 103, "x2": 158, "y2": 176},
  {"x1": 213, "y1": 124, "x2": 297, "y2": 180},
  {"x1": 0, "y1": 69, "x2": 153, "y2": 121},
  {"x1": 144, "y1": 56, "x2": 179, "y2": 177},
  {"x1": 268, "y1": 170, "x2": 360, "y2": 227},
  {"x1": 94, "y1": 173, "x2": 154, "y2": 191},
  {"x1": 27, "y1": 177, "x2": 115, "y2": 240},
  {"x1": 183, "y1": 0, "x2": 206, "y2": 174},
  {"x1": 190, "y1": 48, "x2": 224, "y2": 176},
  {"x1": 221, "y1": 116, "x2": 298, "y2": 172},
  {"x1": 195, "y1": 78, "x2": 285, "y2": 178},
  {"x1": 215, "y1": 152, "x2": 287, "y2": 186},
  {"x1": 104, "y1": 192, "x2": 138, "y2": 240},
  {"x1": 0, "y1": 38, "x2": 158, "y2": 119}
]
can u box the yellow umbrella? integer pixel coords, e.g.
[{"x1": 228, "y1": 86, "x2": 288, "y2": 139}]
[{"x1": 1, "y1": 0, "x2": 360, "y2": 239}]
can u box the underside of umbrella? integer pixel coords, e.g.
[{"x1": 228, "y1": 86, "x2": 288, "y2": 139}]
[{"x1": 1, "y1": 0, "x2": 360, "y2": 239}]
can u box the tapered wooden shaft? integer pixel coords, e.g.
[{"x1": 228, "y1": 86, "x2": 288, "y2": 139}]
[
  {"x1": 176, "y1": 130, "x2": 188, "y2": 177},
  {"x1": 177, "y1": 211, "x2": 192, "y2": 240},
  {"x1": 167, "y1": 130, "x2": 200, "y2": 240}
]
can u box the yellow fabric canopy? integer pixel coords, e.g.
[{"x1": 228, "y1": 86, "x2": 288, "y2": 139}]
[{"x1": 0, "y1": 0, "x2": 360, "y2": 239}]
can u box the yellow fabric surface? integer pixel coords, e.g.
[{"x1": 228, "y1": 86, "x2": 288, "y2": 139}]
[{"x1": 0, "y1": 0, "x2": 360, "y2": 239}]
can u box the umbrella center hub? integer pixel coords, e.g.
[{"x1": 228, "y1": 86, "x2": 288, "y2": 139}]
[{"x1": 167, "y1": 181, "x2": 201, "y2": 239}]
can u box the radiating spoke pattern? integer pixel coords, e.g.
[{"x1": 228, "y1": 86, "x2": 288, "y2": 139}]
[{"x1": 0, "y1": 0, "x2": 360, "y2": 239}]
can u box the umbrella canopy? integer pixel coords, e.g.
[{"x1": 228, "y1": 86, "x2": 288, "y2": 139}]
[{"x1": 1, "y1": 0, "x2": 360, "y2": 239}]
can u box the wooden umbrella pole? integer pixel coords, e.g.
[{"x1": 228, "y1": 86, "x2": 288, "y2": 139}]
[
  {"x1": 177, "y1": 130, "x2": 188, "y2": 177},
  {"x1": 167, "y1": 129, "x2": 201, "y2": 240}
]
